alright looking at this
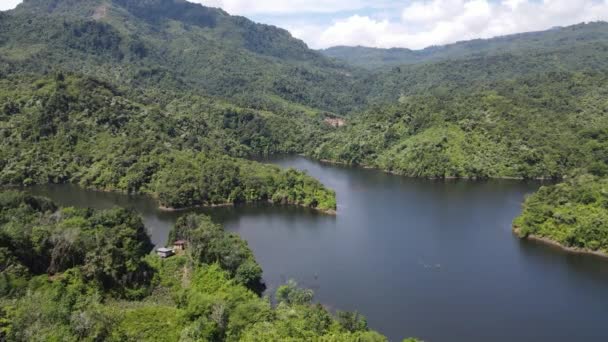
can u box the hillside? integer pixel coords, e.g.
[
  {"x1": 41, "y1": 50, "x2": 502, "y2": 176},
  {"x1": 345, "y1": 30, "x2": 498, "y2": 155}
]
[
  {"x1": 1, "y1": 0, "x2": 366, "y2": 114},
  {"x1": 0, "y1": 73, "x2": 336, "y2": 211},
  {"x1": 1, "y1": 0, "x2": 607, "y2": 222},
  {"x1": 313, "y1": 25, "x2": 608, "y2": 179},
  {"x1": 2, "y1": 0, "x2": 608, "y2": 339},
  {"x1": 0, "y1": 0, "x2": 349, "y2": 212},
  {"x1": 313, "y1": 70, "x2": 608, "y2": 179},
  {"x1": 0, "y1": 191, "x2": 387, "y2": 341},
  {"x1": 514, "y1": 175, "x2": 608, "y2": 255},
  {"x1": 321, "y1": 22, "x2": 608, "y2": 69},
  {"x1": 317, "y1": 23, "x2": 608, "y2": 259}
]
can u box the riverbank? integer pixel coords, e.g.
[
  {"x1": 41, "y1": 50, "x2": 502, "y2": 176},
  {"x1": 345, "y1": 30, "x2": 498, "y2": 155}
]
[
  {"x1": 318, "y1": 158, "x2": 557, "y2": 181},
  {"x1": 513, "y1": 227, "x2": 608, "y2": 259},
  {"x1": 70, "y1": 186, "x2": 338, "y2": 215},
  {"x1": 159, "y1": 199, "x2": 337, "y2": 215},
  {"x1": 22, "y1": 156, "x2": 608, "y2": 342},
  {"x1": 10, "y1": 182, "x2": 337, "y2": 216}
]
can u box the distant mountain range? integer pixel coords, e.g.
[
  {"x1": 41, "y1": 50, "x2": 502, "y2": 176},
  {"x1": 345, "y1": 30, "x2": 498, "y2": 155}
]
[
  {"x1": 3, "y1": 1, "x2": 608, "y2": 114},
  {"x1": 3, "y1": 1, "x2": 608, "y2": 341},
  {"x1": 321, "y1": 22, "x2": 608, "y2": 69},
  {"x1": 1, "y1": 0, "x2": 362, "y2": 114}
]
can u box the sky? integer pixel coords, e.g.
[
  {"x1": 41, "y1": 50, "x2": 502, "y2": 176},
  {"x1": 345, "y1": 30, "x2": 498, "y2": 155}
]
[{"x1": 2, "y1": 0, "x2": 608, "y2": 49}]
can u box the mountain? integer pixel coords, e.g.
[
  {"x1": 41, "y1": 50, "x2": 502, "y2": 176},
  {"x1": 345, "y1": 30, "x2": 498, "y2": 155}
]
[
  {"x1": 321, "y1": 22, "x2": 608, "y2": 69},
  {"x1": 319, "y1": 19, "x2": 608, "y2": 275},
  {"x1": 3, "y1": 0, "x2": 608, "y2": 192},
  {"x1": 0, "y1": 0, "x2": 343, "y2": 212},
  {"x1": 3, "y1": 0, "x2": 608, "y2": 340},
  {"x1": 4, "y1": 0, "x2": 608, "y2": 189},
  {"x1": 313, "y1": 69, "x2": 608, "y2": 179},
  {"x1": 1, "y1": 0, "x2": 365, "y2": 114},
  {"x1": 315, "y1": 25, "x2": 608, "y2": 178}
]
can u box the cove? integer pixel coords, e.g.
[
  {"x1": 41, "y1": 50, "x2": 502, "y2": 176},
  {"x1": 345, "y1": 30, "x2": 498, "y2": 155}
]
[{"x1": 26, "y1": 156, "x2": 608, "y2": 342}]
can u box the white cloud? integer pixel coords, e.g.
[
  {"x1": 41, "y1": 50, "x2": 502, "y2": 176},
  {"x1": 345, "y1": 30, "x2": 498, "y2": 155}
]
[
  {"x1": 401, "y1": 0, "x2": 466, "y2": 24},
  {"x1": 3, "y1": 0, "x2": 608, "y2": 50},
  {"x1": 0, "y1": 0, "x2": 22, "y2": 11},
  {"x1": 290, "y1": 0, "x2": 608, "y2": 49}
]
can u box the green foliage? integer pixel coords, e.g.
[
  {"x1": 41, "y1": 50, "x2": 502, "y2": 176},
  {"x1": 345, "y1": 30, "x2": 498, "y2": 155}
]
[
  {"x1": 514, "y1": 175, "x2": 608, "y2": 253},
  {"x1": 5, "y1": 269, "x2": 109, "y2": 342},
  {"x1": 4, "y1": 0, "x2": 361, "y2": 114},
  {"x1": 0, "y1": 191, "x2": 154, "y2": 298},
  {"x1": 320, "y1": 31, "x2": 608, "y2": 257},
  {"x1": 336, "y1": 310, "x2": 368, "y2": 333},
  {"x1": 4, "y1": 1, "x2": 608, "y2": 340},
  {"x1": 111, "y1": 305, "x2": 184, "y2": 341},
  {"x1": 0, "y1": 73, "x2": 337, "y2": 212},
  {"x1": 314, "y1": 71, "x2": 608, "y2": 179},
  {"x1": 168, "y1": 214, "x2": 264, "y2": 291},
  {"x1": 276, "y1": 279, "x2": 314, "y2": 306},
  {"x1": 0, "y1": 192, "x2": 390, "y2": 341},
  {"x1": 322, "y1": 22, "x2": 608, "y2": 69}
]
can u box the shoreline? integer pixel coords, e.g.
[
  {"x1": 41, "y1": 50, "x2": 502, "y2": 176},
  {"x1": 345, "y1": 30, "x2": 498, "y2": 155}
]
[
  {"x1": 158, "y1": 200, "x2": 337, "y2": 215},
  {"x1": 14, "y1": 183, "x2": 337, "y2": 216},
  {"x1": 513, "y1": 227, "x2": 608, "y2": 259},
  {"x1": 317, "y1": 158, "x2": 557, "y2": 181}
]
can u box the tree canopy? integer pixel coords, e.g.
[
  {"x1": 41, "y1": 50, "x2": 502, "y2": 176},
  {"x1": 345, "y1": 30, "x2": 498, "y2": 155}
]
[{"x1": 0, "y1": 191, "x2": 390, "y2": 341}]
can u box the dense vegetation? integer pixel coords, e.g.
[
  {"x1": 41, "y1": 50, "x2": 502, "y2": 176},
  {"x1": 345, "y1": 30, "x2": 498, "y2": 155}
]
[
  {"x1": 3, "y1": 2, "x2": 608, "y2": 182},
  {"x1": 0, "y1": 191, "x2": 390, "y2": 341},
  {"x1": 322, "y1": 23, "x2": 608, "y2": 256},
  {"x1": 319, "y1": 22, "x2": 608, "y2": 254},
  {"x1": 0, "y1": 0, "x2": 348, "y2": 212},
  {"x1": 2, "y1": 0, "x2": 608, "y2": 338},
  {"x1": 514, "y1": 175, "x2": 608, "y2": 254},
  {"x1": 321, "y1": 22, "x2": 608, "y2": 69},
  {"x1": 1, "y1": 0, "x2": 366, "y2": 114},
  {"x1": 0, "y1": 73, "x2": 336, "y2": 212},
  {"x1": 0, "y1": 191, "x2": 154, "y2": 299},
  {"x1": 167, "y1": 214, "x2": 264, "y2": 292},
  {"x1": 314, "y1": 70, "x2": 608, "y2": 179}
]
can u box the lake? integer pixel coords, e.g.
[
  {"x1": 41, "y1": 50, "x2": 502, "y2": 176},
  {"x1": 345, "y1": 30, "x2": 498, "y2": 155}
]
[{"x1": 26, "y1": 156, "x2": 608, "y2": 342}]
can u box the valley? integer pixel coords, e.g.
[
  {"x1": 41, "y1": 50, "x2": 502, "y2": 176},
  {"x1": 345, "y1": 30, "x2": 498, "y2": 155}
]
[{"x1": 2, "y1": 1, "x2": 608, "y2": 341}]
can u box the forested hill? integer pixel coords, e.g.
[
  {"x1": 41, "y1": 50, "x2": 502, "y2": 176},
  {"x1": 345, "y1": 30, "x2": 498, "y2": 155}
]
[
  {"x1": 0, "y1": 73, "x2": 337, "y2": 211},
  {"x1": 0, "y1": 192, "x2": 388, "y2": 340},
  {"x1": 317, "y1": 21, "x2": 608, "y2": 258},
  {"x1": 3, "y1": 2, "x2": 608, "y2": 113},
  {"x1": 2, "y1": 0, "x2": 608, "y2": 339},
  {"x1": 3, "y1": 1, "x2": 608, "y2": 185},
  {"x1": 313, "y1": 70, "x2": 608, "y2": 179},
  {"x1": 321, "y1": 22, "x2": 608, "y2": 69},
  {"x1": 1, "y1": 0, "x2": 365, "y2": 114}
]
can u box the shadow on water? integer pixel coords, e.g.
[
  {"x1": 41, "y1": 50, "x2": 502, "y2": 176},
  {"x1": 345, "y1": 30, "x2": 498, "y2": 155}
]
[
  {"x1": 517, "y1": 237, "x2": 608, "y2": 281},
  {"x1": 19, "y1": 157, "x2": 608, "y2": 342}
]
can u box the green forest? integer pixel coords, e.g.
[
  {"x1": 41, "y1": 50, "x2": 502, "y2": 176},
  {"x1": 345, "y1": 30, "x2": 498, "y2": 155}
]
[
  {"x1": 0, "y1": 73, "x2": 336, "y2": 212},
  {"x1": 314, "y1": 70, "x2": 608, "y2": 179},
  {"x1": 514, "y1": 175, "x2": 608, "y2": 254},
  {"x1": 321, "y1": 22, "x2": 608, "y2": 69},
  {"x1": 0, "y1": 191, "x2": 388, "y2": 341},
  {"x1": 2, "y1": 0, "x2": 608, "y2": 340}
]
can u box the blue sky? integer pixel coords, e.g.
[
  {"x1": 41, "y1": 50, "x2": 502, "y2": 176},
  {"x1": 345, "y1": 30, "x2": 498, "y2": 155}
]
[{"x1": 3, "y1": 0, "x2": 608, "y2": 49}]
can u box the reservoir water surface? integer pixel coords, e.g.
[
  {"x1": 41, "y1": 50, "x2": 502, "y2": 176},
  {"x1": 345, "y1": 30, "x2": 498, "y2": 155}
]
[{"x1": 27, "y1": 156, "x2": 608, "y2": 342}]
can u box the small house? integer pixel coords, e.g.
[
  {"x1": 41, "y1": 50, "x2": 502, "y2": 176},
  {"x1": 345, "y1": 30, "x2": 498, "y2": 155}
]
[
  {"x1": 173, "y1": 240, "x2": 187, "y2": 251},
  {"x1": 156, "y1": 247, "x2": 174, "y2": 258}
]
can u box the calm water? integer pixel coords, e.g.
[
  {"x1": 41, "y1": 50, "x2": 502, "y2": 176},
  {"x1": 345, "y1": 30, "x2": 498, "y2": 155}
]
[{"x1": 26, "y1": 156, "x2": 608, "y2": 342}]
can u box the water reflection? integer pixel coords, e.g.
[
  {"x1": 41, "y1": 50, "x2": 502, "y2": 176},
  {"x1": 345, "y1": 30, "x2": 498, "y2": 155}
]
[{"x1": 23, "y1": 157, "x2": 608, "y2": 342}]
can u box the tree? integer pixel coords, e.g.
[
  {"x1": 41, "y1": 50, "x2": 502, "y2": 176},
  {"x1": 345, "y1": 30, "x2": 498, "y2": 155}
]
[{"x1": 275, "y1": 279, "x2": 314, "y2": 306}]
